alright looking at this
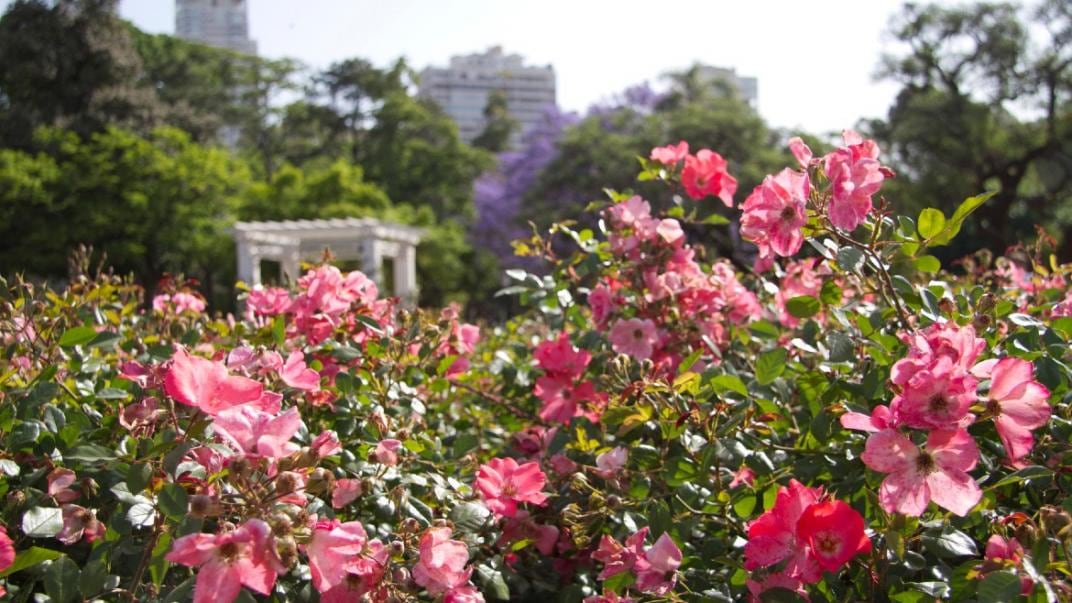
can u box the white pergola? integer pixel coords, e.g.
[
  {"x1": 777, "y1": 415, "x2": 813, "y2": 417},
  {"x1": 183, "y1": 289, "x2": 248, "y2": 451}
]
[{"x1": 233, "y1": 218, "x2": 425, "y2": 302}]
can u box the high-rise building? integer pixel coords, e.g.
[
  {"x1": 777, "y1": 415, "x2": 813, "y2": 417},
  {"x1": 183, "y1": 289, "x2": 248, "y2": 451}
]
[
  {"x1": 175, "y1": 0, "x2": 257, "y2": 55},
  {"x1": 419, "y1": 46, "x2": 556, "y2": 146},
  {"x1": 696, "y1": 65, "x2": 758, "y2": 108}
]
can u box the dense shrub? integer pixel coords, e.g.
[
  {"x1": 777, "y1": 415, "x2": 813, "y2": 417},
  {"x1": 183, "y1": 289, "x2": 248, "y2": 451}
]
[{"x1": 0, "y1": 131, "x2": 1070, "y2": 602}]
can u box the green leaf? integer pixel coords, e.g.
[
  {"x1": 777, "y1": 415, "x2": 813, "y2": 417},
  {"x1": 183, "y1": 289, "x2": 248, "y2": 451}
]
[
  {"x1": 451, "y1": 433, "x2": 478, "y2": 458},
  {"x1": 127, "y1": 463, "x2": 153, "y2": 494},
  {"x1": 79, "y1": 559, "x2": 108, "y2": 596},
  {"x1": 355, "y1": 314, "x2": 384, "y2": 334},
  {"x1": 678, "y1": 349, "x2": 703, "y2": 375},
  {"x1": 786, "y1": 296, "x2": 821, "y2": 319},
  {"x1": 158, "y1": 484, "x2": 189, "y2": 521},
  {"x1": 914, "y1": 255, "x2": 941, "y2": 273},
  {"x1": 450, "y1": 502, "x2": 491, "y2": 533},
  {"x1": 476, "y1": 564, "x2": 510, "y2": 601},
  {"x1": 0, "y1": 546, "x2": 63, "y2": 577},
  {"x1": 760, "y1": 588, "x2": 809, "y2": 603},
  {"x1": 836, "y1": 247, "x2": 865, "y2": 272},
  {"x1": 65, "y1": 444, "x2": 115, "y2": 462},
  {"x1": 733, "y1": 495, "x2": 756, "y2": 519},
  {"x1": 917, "y1": 208, "x2": 946, "y2": 240},
  {"x1": 664, "y1": 456, "x2": 699, "y2": 487},
  {"x1": 44, "y1": 555, "x2": 81, "y2": 603},
  {"x1": 827, "y1": 332, "x2": 855, "y2": 363},
  {"x1": 930, "y1": 192, "x2": 994, "y2": 246},
  {"x1": 58, "y1": 326, "x2": 97, "y2": 347},
  {"x1": 701, "y1": 213, "x2": 730, "y2": 225},
  {"x1": 921, "y1": 528, "x2": 979, "y2": 558},
  {"x1": 602, "y1": 570, "x2": 636, "y2": 593},
  {"x1": 1050, "y1": 317, "x2": 1072, "y2": 339},
  {"x1": 22, "y1": 506, "x2": 64, "y2": 537},
  {"x1": 904, "y1": 581, "x2": 951, "y2": 598},
  {"x1": 436, "y1": 354, "x2": 458, "y2": 376},
  {"x1": 149, "y1": 532, "x2": 172, "y2": 586},
  {"x1": 755, "y1": 349, "x2": 787, "y2": 385},
  {"x1": 709, "y1": 374, "x2": 748, "y2": 397},
  {"x1": 331, "y1": 346, "x2": 362, "y2": 362},
  {"x1": 163, "y1": 577, "x2": 196, "y2": 603},
  {"x1": 87, "y1": 330, "x2": 121, "y2": 350},
  {"x1": 820, "y1": 280, "x2": 842, "y2": 305},
  {"x1": 977, "y1": 571, "x2": 1022, "y2": 603},
  {"x1": 96, "y1": 387, "x2": 130, "y2": 400},
  {"x1": 990, "y1": 465, "x2": 1052, "y2": 488},
  {"x1": 271, "y1": 314, "x2": 286, "y2": 346}
]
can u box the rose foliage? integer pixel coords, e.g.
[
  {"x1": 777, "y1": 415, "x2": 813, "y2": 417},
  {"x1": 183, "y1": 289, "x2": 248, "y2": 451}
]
[{"x1": 0, "y1": 131, "x2": 1071, "y2": 602}]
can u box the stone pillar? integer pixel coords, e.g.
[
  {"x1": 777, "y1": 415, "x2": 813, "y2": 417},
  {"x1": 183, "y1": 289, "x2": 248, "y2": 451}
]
[
  {"x1": 361, "y1": 238, "x2": 383, "y2": 286},
  {"x1": 280, "y1": 243, "x2": 302, "y2": 284},
  {"x1": 236, "y1": 237, "x2": 262, "y2": 286},
  {"x1": 395, "y1": 242, "x2": 419, "y2": 305}
]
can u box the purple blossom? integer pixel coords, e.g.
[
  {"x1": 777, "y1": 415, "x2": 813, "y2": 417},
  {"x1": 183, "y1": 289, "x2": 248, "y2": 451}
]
[{"x1": 472, "y1": 105, "x2": 578, "y2": 268}]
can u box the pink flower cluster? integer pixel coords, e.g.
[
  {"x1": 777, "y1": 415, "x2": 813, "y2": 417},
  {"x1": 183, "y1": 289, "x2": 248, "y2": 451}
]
[
  {"x1": 0, "y1": 526, "x2": 12, "y2": 597},
  {"x1": 979, "y1": 534, "x2": 1033, "y2": 595},
  {"x1": 153, "y1": 291, "x2": 207, "y2": 315},
  {"x1": 605, "y1": 196, "x2": 686, "y2": 260},
  {"x1": 166, "y1": 519, "x2": 285, "y2": 603},
  {"x1": 843, "y1": 323, "x2": 1051, "y2": 516},
  {"x1": 533, "y1": 332, "x2": 604, "y2": 424},
  {"x1": 475, "y1": 457, "x2": 549, "y2": 518},
  {"x1": 744, "y1": 480, "x2": 870, "y2": 598},
  {"x1": 245, "y1": 266, "x2": 393, "y2": 345},
  {"x1": 594, "y1": 195, "x2": 759, "y2": 374},
  {"x1": 740, "y1": 131, "x2": 890, "y2": 272},
  {"x1": 47, "y1": 468, "x2": 105, "y2": 545},
  {"x1": 306, "y1": 519, "x2": 390, "y2": 602},
  {"x1": 592, "y1": 528, "x2": 683, "y2": 596},
  {"x1": 413, "y1": 527, "x2": 484, "y2": 601},
  {"x1": 436, "y1": 304, "x2": 481, "y2": 377},
  {"x1": 650, "y1": 141, "x2": 737, "y2": 206}
]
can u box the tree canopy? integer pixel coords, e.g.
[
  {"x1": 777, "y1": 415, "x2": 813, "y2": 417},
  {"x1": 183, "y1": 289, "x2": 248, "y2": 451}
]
[{"x1": 869, "y1": 0, "x2": 1072, "y2": 258}]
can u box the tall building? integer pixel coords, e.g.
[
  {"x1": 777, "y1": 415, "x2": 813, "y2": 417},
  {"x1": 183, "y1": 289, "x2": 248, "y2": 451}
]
[
  {"x1": 419, "y1": 46, "x2": 556, "y2": 146},
  {"x1": 175, "y1": 0, "x2": 257, "y2": 55},
  {"x1": 696, "y1": 65, "x2": 758, "y2": 108}
]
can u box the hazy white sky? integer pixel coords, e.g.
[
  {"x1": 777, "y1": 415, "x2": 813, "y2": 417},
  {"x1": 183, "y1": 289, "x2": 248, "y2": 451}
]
[{"x1": 17, "y1": 0, "x2": 918, "y2": 134}]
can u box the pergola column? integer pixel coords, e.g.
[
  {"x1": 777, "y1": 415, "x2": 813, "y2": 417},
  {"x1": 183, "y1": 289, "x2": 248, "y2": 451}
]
[
  {"x1": 361, "y1": 238, "x2": 383, "y2": 286},
  {"x1": 280, "y1": 243, "x2": 302, "y2": 284},
  {"x1": 236, "y1": 238, "x2": 262, "y2": 286},
  {"x1": 394, "y1": 242, "x2": 419, "y2": 304}
]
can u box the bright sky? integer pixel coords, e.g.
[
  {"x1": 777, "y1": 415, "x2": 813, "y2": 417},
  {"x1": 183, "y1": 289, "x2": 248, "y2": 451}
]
[{"x1": 15, "y1": 0, "x2": 916, "y2": 134}]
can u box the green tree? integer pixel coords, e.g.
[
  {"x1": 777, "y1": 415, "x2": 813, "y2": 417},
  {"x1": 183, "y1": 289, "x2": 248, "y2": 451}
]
[
  {"x1": 471, "y1": 89, "x2": 518, "y2": 153},
  {"x1": 359, "y1": 90, "x2": 491, "y2": 222},
  {"x1": 0, "y1": 127, "x2": 250, "y2": 302},
  {"x1": 240, "y1": 160, "x2": 390, "y2": 221},
  {"x1": 298, "y1": 58, "x2": 491, "y2": 222},
  {"x1": 273, "y1": 100, "x2": 347, "y2": 168},
  {"x1": 870, "y1": 1, "x2": 1072, "y2": 257},
  {"x1": 0, "y1": 0, "x2": 161, "y2": 149},
  {"x1": 130, "y1": 27, "x2": 300, "y2": 167}
]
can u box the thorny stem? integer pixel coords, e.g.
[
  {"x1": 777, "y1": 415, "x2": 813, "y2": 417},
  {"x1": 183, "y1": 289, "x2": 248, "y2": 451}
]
[
  {"x1": 827, "y1": 227, "x2": 913, "y2": 331},
  {"x1": 452, "y1": 380, "x2": 535, "y2": 420},
  {"x1": 128, "y1": 512, "x2": 164, "y2": 600}
]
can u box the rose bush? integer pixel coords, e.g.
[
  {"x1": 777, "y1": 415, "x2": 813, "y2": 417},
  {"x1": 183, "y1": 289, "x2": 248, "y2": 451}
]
[{"x1": 0, "y1": 131, "x2": 1070, "y2": 602}]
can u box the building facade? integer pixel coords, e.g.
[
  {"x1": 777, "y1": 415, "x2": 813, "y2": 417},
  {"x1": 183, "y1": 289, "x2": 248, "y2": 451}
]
[
  {"x1": 419, "y1": 46, "x2": 556, "y2": 146},
  {"x1": 175, "y1": 0, "x2": 257, "y2": 55},
  {"x1": 696, "y1": 65, "x2": 758, "y2": 108}
]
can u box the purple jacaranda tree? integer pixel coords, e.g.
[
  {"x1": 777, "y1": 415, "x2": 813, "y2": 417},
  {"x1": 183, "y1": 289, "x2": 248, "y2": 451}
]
[
  {"x1": 472, "y1": 105, "x2": 579, "y2": 269},
  {"x1": 471, "y1": 83, "x2": 666, "y2": 270}
]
